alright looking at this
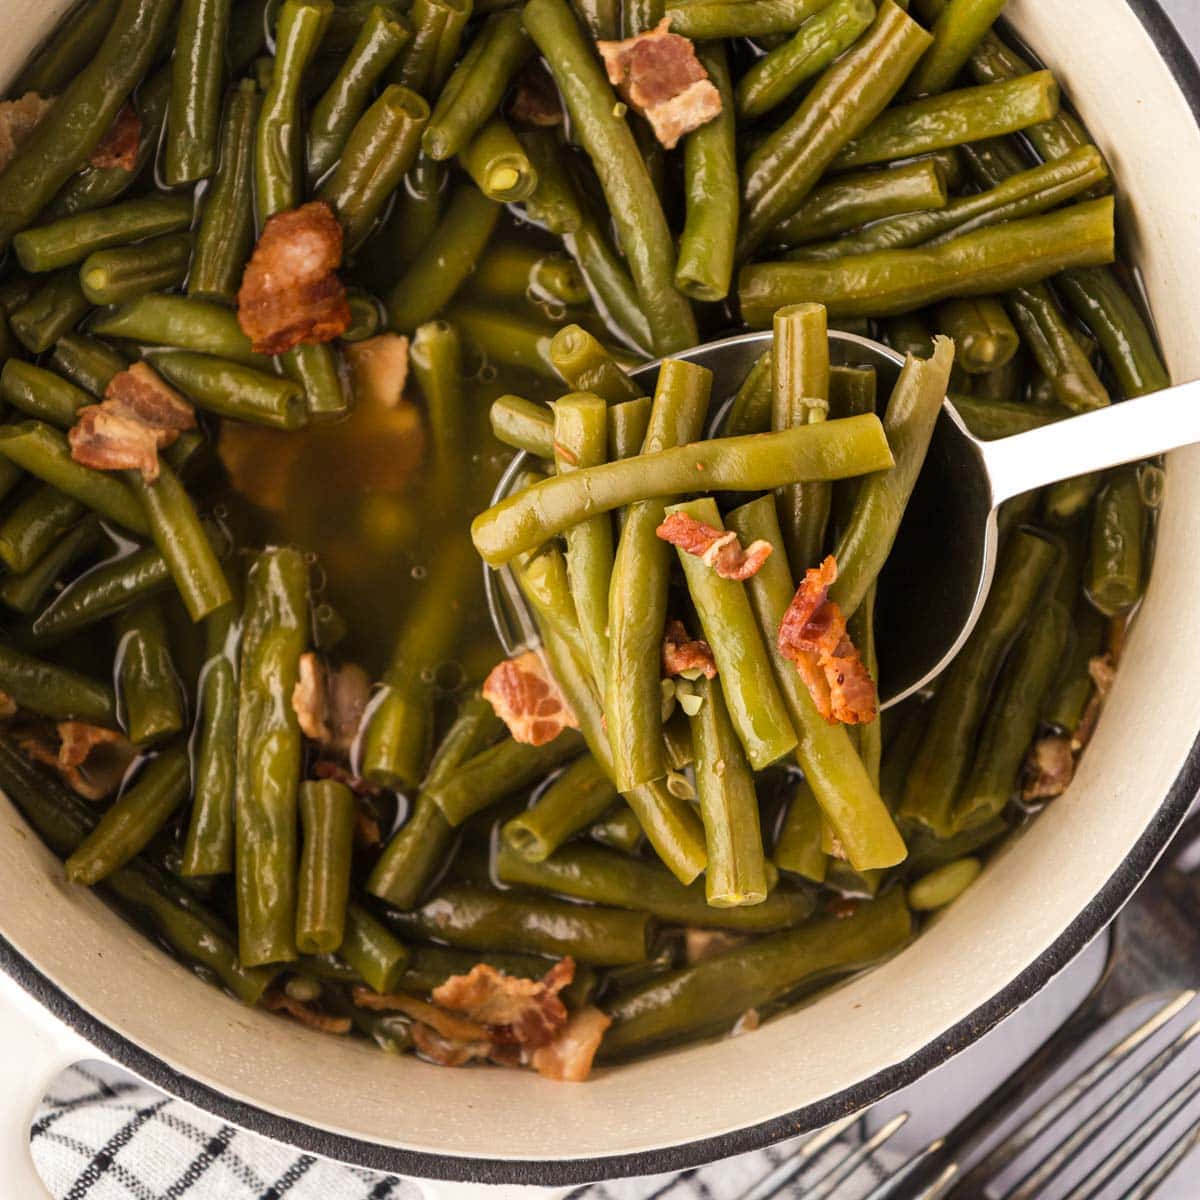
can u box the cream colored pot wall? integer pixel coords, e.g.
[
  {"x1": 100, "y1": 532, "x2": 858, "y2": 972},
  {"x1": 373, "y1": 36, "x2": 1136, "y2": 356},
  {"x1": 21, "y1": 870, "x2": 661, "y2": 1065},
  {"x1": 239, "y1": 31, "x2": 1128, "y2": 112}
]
[{"x1": 0, "y1": 0, "x2": 1197, "y2": 1172}]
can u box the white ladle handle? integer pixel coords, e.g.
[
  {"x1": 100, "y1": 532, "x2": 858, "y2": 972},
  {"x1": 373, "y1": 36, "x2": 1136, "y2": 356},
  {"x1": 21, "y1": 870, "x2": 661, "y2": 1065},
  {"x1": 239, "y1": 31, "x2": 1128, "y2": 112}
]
[
  {"x1": 977, "y1": 378, "x2": 1200, "y2": 505},
  {"x1": 0, "y1": 968, "x2": 97, "y2": 1199}
]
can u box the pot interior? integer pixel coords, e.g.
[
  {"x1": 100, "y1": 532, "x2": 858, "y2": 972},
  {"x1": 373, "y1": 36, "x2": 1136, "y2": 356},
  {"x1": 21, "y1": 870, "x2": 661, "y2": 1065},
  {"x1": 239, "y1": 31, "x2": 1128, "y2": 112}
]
[{"x1": 1, "y1": 0, "x2": 1198, "y2": 1179}]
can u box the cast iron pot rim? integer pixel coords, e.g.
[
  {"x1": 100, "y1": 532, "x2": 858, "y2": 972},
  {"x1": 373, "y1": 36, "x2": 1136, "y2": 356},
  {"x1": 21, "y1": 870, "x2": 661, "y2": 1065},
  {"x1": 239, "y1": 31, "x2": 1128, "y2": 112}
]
[{"x1": 4, "y1": 0, "x2": 1200, "y2": 1185}]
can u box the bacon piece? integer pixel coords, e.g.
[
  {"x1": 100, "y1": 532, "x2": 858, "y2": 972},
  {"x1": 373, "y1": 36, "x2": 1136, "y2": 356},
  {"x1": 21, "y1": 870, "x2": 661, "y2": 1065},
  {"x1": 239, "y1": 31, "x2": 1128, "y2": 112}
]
[
  {"x1": 68, "y1": 405, "x2": 161, "y2": 481},
  {"x1": 291, "y1": 653, "x2": 370, "y2": 755},
  {"x1": 353, "y1": 986, "x2": 493, "y2": 1043},
  {"x1": 355, "y1": 805, "x2": 382, "y2": 847},
  {"x1": 656, "y1": 512, "x2": 772, "y2": 581},
  {"x1": 1022, "y1": 735, "x2": 1075, "y2": 803},
  {"x1": 312, "y1": 758, "x2": 382, "y2": 797},
  {"x1": 482, "y1": 649, "x2": 579, "y2": 746},
  {"x1": 411, "y1": 1022, "x2": 494, "y2": 1068},
  {"x1": 432, "y1": 959, "x2": 574, "y2": 1050},
  {"x1": 345, "y1": 333, "x2": 409, "y2": 408},
  {"x1": 596, "y1": 19, "x2": 722, "y2": 150},
  {"x1": 508, "y1": 65, "x2": 562, "y2": 127},
  {"x1": 777, "y1": 556, "x2": 877, "y2": 725},
  {"x1": 0, "y1": 92, "x2": 54, "y2": 172},
  {"x1": 20, "y1": 722, "x2": 135, "y2": 801},
  {"x1": 0, "y1": 689, "x2": 15, "y2": 719},
  {"x1": 104, "y1": 364, "x2": 196, "y2": 443},
  {"x1": 88, "y1": 102, "x2": 140, "y2": 170},
  {"x1": 265, "y1": 991, "x2": 351, "y2": 1035},
  {"x1": 1072, "y1": 653, "x2": 1116, "y2": 753},
  {"x1": 731, "y1": 1009, "x2": 761, "y2": 1037},
  {"x1": 530, "y1": 1007, "x2": 611, "y2": 1082},
  {"x1": 684, "y1": 928, "x2": 745, "y2": 964},
  {"x1": 237, "y1": 201, "x2": 351, "y2": 355},
  {"x1": 662, "y1": 618, "x2": 717, "y2": 680}
]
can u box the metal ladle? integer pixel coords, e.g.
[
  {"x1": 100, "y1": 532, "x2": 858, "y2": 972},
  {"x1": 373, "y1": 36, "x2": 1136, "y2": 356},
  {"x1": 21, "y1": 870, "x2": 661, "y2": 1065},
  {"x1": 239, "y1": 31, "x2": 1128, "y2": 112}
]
[{"x1": 486, "y1": 327, "x2": 1191, "y2": 707}]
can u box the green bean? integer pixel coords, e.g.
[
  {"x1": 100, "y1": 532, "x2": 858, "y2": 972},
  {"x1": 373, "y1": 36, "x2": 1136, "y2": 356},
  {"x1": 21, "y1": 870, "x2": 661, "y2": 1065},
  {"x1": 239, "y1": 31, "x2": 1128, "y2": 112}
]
[
  {"x1": 769, "y1": 160, "x2": 948, "y2": 248},
  {"x1": 519, "y1": 129, "x2": 582, "y2": 237},
  {"x1": 10, "y1": 272, "x2": 90, "y2": 354},
  {"x1": 49, "y1": 336, "x2": 127, "y2": 400},
  {"x1": 727, "y1": 496, "x2": 905, "y2": 870},
  {"x1": 0, "y1": 0, "x2": 175, "y2": 250},
  {"x1": 127, "y1": 461, "x2": 230, "y2": 623},
  {"x1": 190, "y1": 81, "x2": 261, "y2": 306},
  {"x1": 294, "y1": 780, "x2": 356, "y2": 955},
  {"x1": 341, "y1": 289, "x2": 383, "y2": 342},
  {"x1": 0, "y1": 485, "x2": 83, "y2": 575},
  {"x1": 235, "y1": 546, "x2": 310, "y2": 966},
  {"x1": 1087, "y1": 468, "x2": 1145, "y2": 618},
  {"x1": 899, "y1": 529, "x2": 1058, "y2": 836},
  {"x1": 80, "y1": 233, "x2": 192, "y2": 306},
  {"x1": 602, "y1": 888, "x2": 910, "y2": 1058},
  {"x1": 430, "y1": 0, "x2": 473, "y2": 90},
  {"x1": 951, "y1": 394, "x2": 1067, "y2": 440},
  {"x1": 307, "y1": 6, "x2": 412, "y2": 185},
  {"x1": 589, "y1": 804, "x2": 645, "y2": 855},
  {"x1": 905, "y1": 0, "x2": 1005, "y2": 98},
  {"x1": 1006, "y1": 283, "x2": 1110, "y2": 412},
  {"x1": 676, "y1": 45, "x2": 737, "y2": 304},
  {"x1": 549, "y1": 325, "x2": 641, "y2": 404},
  {"x1": 742, "y1": 197, "x2": 1116, "y2": 324},
  {"x1": 737, "y1": 0, "x2": 877, "y2": 120},
  {"x1": 14, "y1": 0, "x2": 123, "y2": 95},
  {"x1": 774, "y1": 776, "x2": 828, "y2": 883},
  {"x1": 281, "y1": 343, "x2": 348, "y2": 422},
  {"x1": 0, "y1": 362, "x2": 91, "y2": 430},
  {"x1": 360, "y1": 538, "x2": 473, "y2": 788},
  {"x1": 472, "y1": 245, "x2": 588, "y2": 307},
  {"x1": 1057, "y1": 267, "x2": 1170, "y2": 400},
  {"x1": 1045, "y1": 472, "x2": 1103, "y2": 527},
  {"x1": 367, "y1": 690, "x2": 505, "y2": 908},
  {"x1": 524, "y1": 0, "x2": 697, "y2": 355},
  {"x1": 935, "y1": 296, "x2": 1017, "y2": 375},
  {"x1": 1044, "y1": 601, "x2": 1106, "y2": 736},
  {"x1": 459, "y1": 116, "x2": 538, "y2": 203},
  {"x1": 150, "y1": 351, "x2": 307, "y2": 431},
  {"x1": 181, "y1": 603, "x2": 239, "y2": 876},
  {"x1": 0, "y1": 422, "x2": 148, "y2": 534},
  {"x1": 475, "y1": 411, "x2": 892, "y2": 565},
  {"x1": 606, "y1": 358, "x2": 710, "y2": 792},
  {"x1": 65, "y1": 744, "x2": 190, "y2": 885},
  {"x1": 724, "y1": 350, "x2": 773, "y2": 437},
  {"x1": 393, "y1": 0, "x2": 450, "y2": 93},
  {"x1": 666, "y1": 0, "x2": 839, "y2": 39},
  {"x1": 387, "y1": 183, "x2": 500, "y2": 330},
  {"x1": 956, "y1": 600, "x2": 1069, "y2": 830},
  {"x1": 31, "y1": 543, "x2": 177, "y2": 639},
  {"x1": 668, "y1": 498, "x2": 797, "y2": 771},
  {"x1": 908, "y1": 856, "x2": 982, "y2": 909},
  {"x1": 255, "y1": 0, "x2": 332, "y2": 223},
  {"x1": 410, "y1": 320, "x2": 464, "y2": 508},
  {"x1": 563, "y1": 215, "x2": 655, "y2": 355},
  {"x1": 165, "y1": 0, "x2": 233, "y2": 184},
  {"x1": 0, "y1": 642, "x2": 115, "y2": 723},
  {"x1": 0, "y1": 515, "x2": 102, "y2": 615},
  {"x1": 786, "y1": 145, "x2": 1109, "y2": 263},
  {"x1": 834, "y1": 71, "x2": 1059, "y2": 172},
  {"x1": 340, "y1": 904, "x2": 410, "y2": 992},
  {"x1": 114, "y1": 598, "x2": 184, "y2": 745},
  {"x1": 423, "y1": 12, "x2": 532, "y2": 161},
  {"x1": 490, "y1": 394, "x2": 554, "y2": 458},
  {"x1": 608, "y1": 396, "x2": 653, "y2": 462},
  {"x1": 501, "y1": 755, "x2": 617, "y2": 862},
  {"x1": 447, "y1": 303, "x2": 560, "y2": 379},
  {"x1": 553, "y1": 394, "x2": 613, "y2": 686},
  {"x1": 14, "y1": 195, "x2": 193, "y2": 275},
  {"x1": 772, "y1": 302, "x2": 831, "y2": 574},
  {"x1": 319, "y1": 85, "x2": 429, "y2": 251},
  {"x1": 386, "y1": 883, "x2": 650, "y2": 965},
  {"x1": 739, "y1": 1, "x2": 933, "y2": 255},
  {"x1": 91, "y1": 295, "x2": 266, "y2": 366}
]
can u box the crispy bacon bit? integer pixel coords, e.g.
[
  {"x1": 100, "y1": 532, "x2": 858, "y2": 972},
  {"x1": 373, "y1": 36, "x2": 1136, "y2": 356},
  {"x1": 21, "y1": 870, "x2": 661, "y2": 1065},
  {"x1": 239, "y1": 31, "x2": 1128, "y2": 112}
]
[
  {"x1": 0, "y1": 690, "x2": 15, "y2": 719},
  {"x1": 355, "y1": 806, "x2": 382, "y2": 847},
  {"x1": 433, "y1": 959, "x2": 573, "y2": 1049},
  {"x1": 684, "y1": 929, "x2": 745, "y2": 964},
  {"x1": 21, "y1": 721, "x2": 136, "y2": 801},
  {"x1": 530, "y1": 1007, "x2": 612, "y2": 1082},
  {"x1": 662, "y1": 618, "x2": 717, "y2": 680},
  {"x1": 69, "y1": 405, "x2": 162, "y2": 481},
  {"x1": 312, "y1": 758, "x2": 381, "y2": 797},
  {"x1": 265, "y1": 991, "x2": 352, "y2": 1035},
  {"x1": 777, "y1": 556, "x2": 877, "y2": 725},
  {"x1": 0, "y1": 92, "x2": 54, "y2": 172},
  {"x1": 482, "y1": 649, "x2": 578, "y2": 746},
  {"x1": 1073, "y1": 653, "x2": 1117, "y2": 752},
  {"x1": 88, "y1": 102, "x2": 140, "y2": 170},
  {"x1": 411, "y1": 1022, "x2": 494, "y2": 1068},
  {"x1": 655, "y1": 512, "x2": 772, "y2": 581},
  {"x1": 731, "y1": 1009, "x2": 760, "y2": 1037},
  {"x1": 237, "y1": 201, "x2": 350, "y2": 355},
  {"x1": 826, "y1": 896, "x2": 860, "y2": 920},
  {"x1": 596, "y1": 19, "x2": 722, "y2": 149},
  {"x1": 353, "y1": 986, "x2": 492, "y2": 1043},
  {"x1": 291, "y1": 653, "x2": 370, "y2": 755},
  {"x1": 105, "y1": 364, "x2": 196, "y2": 442},
  {"x1": 345, "y1": 333, "x2": 409, "y2": 408},
  {"x1": 1022, "y1": 734, "x2": 1075, "y2": 802},
  {"x1": 508, "y1": 64, "x2": 562, "y2": 127}
]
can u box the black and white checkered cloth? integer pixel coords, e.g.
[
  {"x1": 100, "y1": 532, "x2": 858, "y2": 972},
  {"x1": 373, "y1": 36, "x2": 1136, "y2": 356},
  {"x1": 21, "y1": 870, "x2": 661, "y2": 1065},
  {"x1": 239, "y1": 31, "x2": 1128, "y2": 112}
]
[{"x1": 30, "y1": 1062, "x2": 893, "y2": 1200}]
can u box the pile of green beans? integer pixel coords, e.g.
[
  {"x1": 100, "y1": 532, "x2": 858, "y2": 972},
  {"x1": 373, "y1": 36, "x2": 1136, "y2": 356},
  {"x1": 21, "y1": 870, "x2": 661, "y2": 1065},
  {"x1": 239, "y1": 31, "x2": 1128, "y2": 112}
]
[{"x1": 0, "y1": 0, "x2": 1163, "y2": 1075}]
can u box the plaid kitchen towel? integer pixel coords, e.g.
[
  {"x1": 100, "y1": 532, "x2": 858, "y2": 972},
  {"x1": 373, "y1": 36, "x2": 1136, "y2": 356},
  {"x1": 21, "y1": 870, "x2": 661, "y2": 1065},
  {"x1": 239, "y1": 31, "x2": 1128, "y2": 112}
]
[{"x1": 30, "y1": 1061, "x2": 893, "y2": 1200}]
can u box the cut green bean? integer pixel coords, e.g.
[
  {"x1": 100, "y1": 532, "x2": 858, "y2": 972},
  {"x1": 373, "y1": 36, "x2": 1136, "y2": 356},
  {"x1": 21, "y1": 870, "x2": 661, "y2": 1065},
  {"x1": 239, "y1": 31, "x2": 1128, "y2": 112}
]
[
  {"x1": 80, "y1": 233, "x2": 193, "y2": 306},
  {"x1": 774, "y1": 777, "x2": 828, "y2": 883},
  {"x1": 667, "y1": 0, "x2": 843, "y2": 40},
  {"x1": 490, "y1": 394, "x2": 554, "y2": 458},
  {"x1": 501, "y1": 755, "x2": 618, "y2": 862},
  {"x1": 935, "y1": 297, "x2": 1018, "y2": 375},
  {"x1": 0, "y1": 515, "x2": 102, "y2": 616},
  {"x1": 0, "y1": 362, "x2": 91, "y2": 430},
  {"x1": 1087, "y1": 468, "x2": 1145, "y2": 618},
  {"x1": 549, "y1": 325, "x2": 641, "y2": 404},
  {"x1": 10, "y1": 271, "x2": 91, "y2": 354},
  {"x1": 295, "y1": 780, "x2": 356, "y2": 954},
  {"x1": 164, "y1": 0, "x2": 233, "y2": 184},
  {"x1": 908, "y1": 857, "x2": 982, "y2": 910},
  {"x1": 0, "y1": 642, "x2": 115, "y2": 723},
  {"x1": 151, "y1": 352, "x2": 307, "y2": 431},
  {"x1": 904, "y1": 0, "x2": 1006, "y2": 99}
]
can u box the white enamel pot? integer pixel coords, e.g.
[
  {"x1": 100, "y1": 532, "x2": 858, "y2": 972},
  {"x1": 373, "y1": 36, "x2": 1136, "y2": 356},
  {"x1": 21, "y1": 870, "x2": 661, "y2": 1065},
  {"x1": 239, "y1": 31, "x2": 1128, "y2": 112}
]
[{"x1": 2, "y1": 1, "x2": 1200, "y2": 1194}]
